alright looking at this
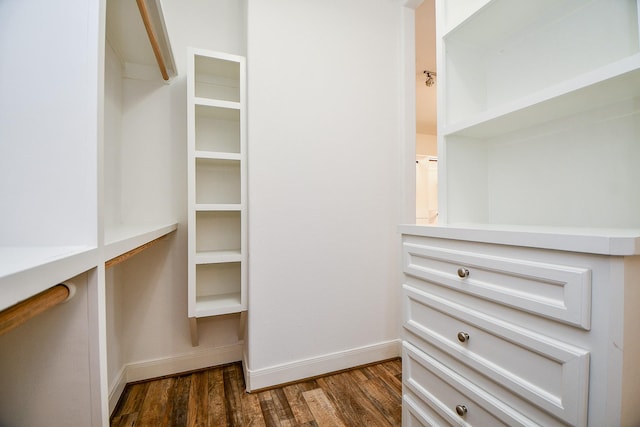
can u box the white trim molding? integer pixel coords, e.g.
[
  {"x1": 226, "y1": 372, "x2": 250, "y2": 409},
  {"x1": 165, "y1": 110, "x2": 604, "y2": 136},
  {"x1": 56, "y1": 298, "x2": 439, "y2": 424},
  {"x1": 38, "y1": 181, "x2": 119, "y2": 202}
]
[
  {"x1": 244, "y1": 339, "x2": 401, "y2": 392},
  {"x1": 108, "y1": 342, "x2": 244, "y2": 414}
]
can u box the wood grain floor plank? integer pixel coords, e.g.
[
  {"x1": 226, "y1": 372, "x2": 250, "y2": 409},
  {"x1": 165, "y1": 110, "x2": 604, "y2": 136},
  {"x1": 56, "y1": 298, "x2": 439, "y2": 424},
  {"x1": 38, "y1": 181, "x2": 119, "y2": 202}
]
[
  {"x1": 350, "y1": 371, "x2": 401, "y2": 426},
  {"x1": 207, "y1": 367, "x2": 227, "y2": 426},
  {"x1": 270, "y1": 387, "x2": 297, "y2": 426},
  {"x1": 301, "y1": 388, "x2": 347, "y2": 427},
  {"x1": 167, "y1": 374, "x2": 192, "y2": 426},
  {"x1": 137, "y1": 377, "x2": 174, "y2": 426},
  {"x1": 110, "y1": 413, "x2": 138, "y2": 427},
  {"x1": 114, "y1": 381, "x2": 149, "y2": 416},
  {"x1": 282, "y1": 383, "x2": 317, "y2": 425},
  {"x1": 187, "y1": 371, "x2": 209, "y2": 427},
  {"x1": 241, "y1": 384, "x2": 267, "y2": 427},
  {"x1": 223, "y1": 363, "x2": 246, "y2": 426},
  {"x1": 317, "y1": 372, "x2": 391, "y2": 427},
  {"x1": 258, "y1": 390, "x2": 281, "y2": 427},
  {"x1": 111, "y1": 359, "x2": 402, "y2": 427}
]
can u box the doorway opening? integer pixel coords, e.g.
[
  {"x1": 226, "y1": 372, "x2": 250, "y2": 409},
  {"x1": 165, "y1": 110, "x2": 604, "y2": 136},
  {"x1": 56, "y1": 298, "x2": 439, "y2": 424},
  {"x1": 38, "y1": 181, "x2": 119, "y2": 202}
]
[{"x1": 415, "y1": 0, "x2": 437, "y2": 224}]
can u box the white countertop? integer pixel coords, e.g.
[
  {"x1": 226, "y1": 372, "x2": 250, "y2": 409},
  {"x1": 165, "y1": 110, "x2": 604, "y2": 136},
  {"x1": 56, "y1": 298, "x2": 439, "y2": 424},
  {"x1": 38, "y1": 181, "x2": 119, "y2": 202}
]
[{"x1": 398, "y1": 223, "x2": 640, "y2": 256}]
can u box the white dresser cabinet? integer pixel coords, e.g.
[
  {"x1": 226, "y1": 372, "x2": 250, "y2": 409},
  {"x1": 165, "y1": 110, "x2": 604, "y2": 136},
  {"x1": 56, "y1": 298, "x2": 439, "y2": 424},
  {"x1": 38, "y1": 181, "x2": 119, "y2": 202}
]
[{"x1": 400, "y1": 226, "x2": 640, "y2": 426}]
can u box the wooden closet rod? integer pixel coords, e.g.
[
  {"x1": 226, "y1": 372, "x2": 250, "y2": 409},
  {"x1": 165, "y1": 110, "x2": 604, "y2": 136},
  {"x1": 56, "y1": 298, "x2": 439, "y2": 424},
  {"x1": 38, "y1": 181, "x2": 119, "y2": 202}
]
[
  {"x1": 136, "y1": 0, "x2": 170, "y2": 81},
  {"x1": 0, "y1": 284, "x2": 71, "y2": 337}
]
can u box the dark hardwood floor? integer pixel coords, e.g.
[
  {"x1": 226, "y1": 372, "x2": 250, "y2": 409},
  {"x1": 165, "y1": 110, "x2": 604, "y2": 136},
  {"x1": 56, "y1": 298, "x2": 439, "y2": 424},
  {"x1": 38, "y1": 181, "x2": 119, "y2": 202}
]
[{"x1": 110, "y1": 358, "x2": 402, "y2": 426}]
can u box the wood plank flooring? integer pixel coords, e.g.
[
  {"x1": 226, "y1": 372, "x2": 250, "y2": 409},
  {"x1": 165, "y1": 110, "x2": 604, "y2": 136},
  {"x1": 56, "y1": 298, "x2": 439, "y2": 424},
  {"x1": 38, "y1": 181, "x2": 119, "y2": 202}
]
[{"x1": 110, "y1": 359, "x2": 402, "y2": 426}]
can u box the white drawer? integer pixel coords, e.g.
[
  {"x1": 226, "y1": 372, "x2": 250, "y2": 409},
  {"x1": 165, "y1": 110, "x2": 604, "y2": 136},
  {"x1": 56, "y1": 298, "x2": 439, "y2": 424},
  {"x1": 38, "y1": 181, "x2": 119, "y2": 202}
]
[
  {"x1": 402, "y1": 342, "x2": 537, "y2": 426},
  {"x1": 402, "y1": 241, "x2": 591, "y2": 329},
  {"x1": 403, "y1": 284, "x2": 589, "y2": 426}
]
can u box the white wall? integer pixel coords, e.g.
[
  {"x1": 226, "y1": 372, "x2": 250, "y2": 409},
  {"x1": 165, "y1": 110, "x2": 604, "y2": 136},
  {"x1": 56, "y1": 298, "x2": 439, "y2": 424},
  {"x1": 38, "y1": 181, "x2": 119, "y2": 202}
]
[
  {"x1": 246, "y1": 0, "x2": 404, "y2": 389},
  {"x1": 0, "y1": 274, "x2": 94, "y2": 427},
  {"x1": 0, "y1": 0, "x2": 99, "y2": 247}
]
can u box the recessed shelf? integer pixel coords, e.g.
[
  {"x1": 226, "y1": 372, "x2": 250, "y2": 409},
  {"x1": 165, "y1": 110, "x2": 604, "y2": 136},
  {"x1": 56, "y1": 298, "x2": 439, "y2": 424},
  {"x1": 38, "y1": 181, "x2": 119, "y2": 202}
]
[
  {"x1": 194, "y1": 52, "x2": 241, "y2": 102},
  {"x1": 195, "y1": 292, "x2": 243, "y2": 317},
  {"x1": 444, "y1": 54, "x2": 640, "y2": 138},
  {"x1": 195, "y1": 158, "x2": 241, "y2": 205},
  {"x1": 195, "y1": 204, "x2": 241, "y2": 212},
  {"x1": 443, "y1": 0, "x2": 640, "y2": 127},
  {"x1": 195, "y1": 250, "x2": 242, "y2": 264},
  {"x1": 195, "y1": 151, "x2": 241, "y2": 161},
  {"x1": 195, "y1": 210, "x2": 241, "y2": 253}
]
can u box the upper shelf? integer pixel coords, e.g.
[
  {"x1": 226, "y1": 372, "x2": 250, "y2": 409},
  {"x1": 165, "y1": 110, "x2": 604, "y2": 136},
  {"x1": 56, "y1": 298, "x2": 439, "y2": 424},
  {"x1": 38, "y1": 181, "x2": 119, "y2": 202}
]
[
  {"x1": 443, "y1": 54, "x2": 640, "y2": 139},
  {"x1": 104, "y1": 222, "x2": 178, "y2": 264},
  {"x1": 106, "y1": 0, "x2": 177, "y2": 81},
  {"x1": 0, "y1": 246, "x2": 98, "y2": 311}
]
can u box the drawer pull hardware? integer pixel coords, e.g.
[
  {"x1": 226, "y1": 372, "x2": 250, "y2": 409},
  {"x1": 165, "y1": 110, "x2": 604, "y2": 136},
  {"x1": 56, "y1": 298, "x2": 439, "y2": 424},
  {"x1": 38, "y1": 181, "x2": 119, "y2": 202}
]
[
  {"x1": 455, "y1": 405, "x2": 468, "y2": 417},
  {"x1": 457, "y1": 332, "x2": 469, "y2": 343},
  {"x1": 457, "y1": 267, "x2": 469, "y2": 278}
]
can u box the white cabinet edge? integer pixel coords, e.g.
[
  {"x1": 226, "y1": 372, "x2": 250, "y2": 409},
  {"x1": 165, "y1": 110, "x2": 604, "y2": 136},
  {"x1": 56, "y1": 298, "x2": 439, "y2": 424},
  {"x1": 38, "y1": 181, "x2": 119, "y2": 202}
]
[
  {"x1": 398, "y1": 224, "x2": 640, "y2": 256},
  {"x1": 0, "y1": 246, "x2": 99, "y2": 311}
]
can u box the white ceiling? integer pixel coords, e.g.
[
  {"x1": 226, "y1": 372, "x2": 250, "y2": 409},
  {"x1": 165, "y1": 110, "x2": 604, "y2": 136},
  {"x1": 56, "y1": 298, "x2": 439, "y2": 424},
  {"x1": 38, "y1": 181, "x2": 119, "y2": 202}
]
[{"x1": 415, "y1": 0, "x2": 437, "y2": 135}]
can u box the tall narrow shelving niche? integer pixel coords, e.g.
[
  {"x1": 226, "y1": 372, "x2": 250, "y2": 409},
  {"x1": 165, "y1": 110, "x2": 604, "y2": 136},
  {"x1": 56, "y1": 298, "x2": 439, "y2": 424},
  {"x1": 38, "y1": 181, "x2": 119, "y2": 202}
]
[{"x1": 187, "y1": 48, "x2": 247, "y2": 345}]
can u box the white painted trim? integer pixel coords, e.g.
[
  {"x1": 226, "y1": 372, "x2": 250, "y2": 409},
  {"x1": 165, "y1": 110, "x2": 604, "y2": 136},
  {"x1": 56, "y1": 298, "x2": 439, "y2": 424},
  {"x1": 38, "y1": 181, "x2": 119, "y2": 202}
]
[
  {"x1": 245, "y1": 340, "x2": 401, "y2": 392},
  {"x1": 108, "y1": 343, "x2": 244, "y2": 415},
  {"x1": 108, "y1": 366, "x2": 128, "y2": 414}
]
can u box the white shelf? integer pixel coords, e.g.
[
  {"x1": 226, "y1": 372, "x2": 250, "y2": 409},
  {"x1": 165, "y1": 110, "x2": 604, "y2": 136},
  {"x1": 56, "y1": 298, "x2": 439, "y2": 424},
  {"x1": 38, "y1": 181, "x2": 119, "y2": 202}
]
[
  {"x1": 444, "y1": 0, "x2": 557, "y2": 44},
  {"x1": 444, "y1": 54, "x2": 640, "y2": 138},
  {"x1": 195, "y1": 292, "x2": 243, "y2": 317},
  {"x1": 104, "y1": 223, "x2": 178, "y2": 262},
  {"x1": 194, "y1": 97, "x2": 241, "y2": 111},
  {"x1": 399, "y1": 224, "x2": 640, "y2": 256},
  {"x1": 195, "y1": 250, "x2": 242, "y2": 264},
  {"x1": 0, "y1": 246, "x2": 98, "y2": 311},
  {"x1": 187, "y1": 48, "x2": 247, "y2": 330},
  {"x1": 195, "y1": 151, "x2": 241, "y2": 161},
  {"x1": 195, "y1": 204, "x2": 241, "y2": 212}
]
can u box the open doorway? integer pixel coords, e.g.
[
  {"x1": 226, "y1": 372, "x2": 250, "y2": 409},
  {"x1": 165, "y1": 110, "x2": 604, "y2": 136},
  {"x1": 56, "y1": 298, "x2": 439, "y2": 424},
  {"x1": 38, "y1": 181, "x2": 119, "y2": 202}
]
[{"x1": 415, "y1": 0, "x2": 437, "y2": 224}]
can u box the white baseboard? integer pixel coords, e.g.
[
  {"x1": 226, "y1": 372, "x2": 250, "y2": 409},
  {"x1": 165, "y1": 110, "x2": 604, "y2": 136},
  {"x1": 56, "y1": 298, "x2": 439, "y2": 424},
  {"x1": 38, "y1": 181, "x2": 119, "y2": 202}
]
[
  {"x1": 108, "y1": 342, "x2": 244, "y2": 414},
  {"x1": 245, "y1": 339, "x2": 401, "y2": 392}
]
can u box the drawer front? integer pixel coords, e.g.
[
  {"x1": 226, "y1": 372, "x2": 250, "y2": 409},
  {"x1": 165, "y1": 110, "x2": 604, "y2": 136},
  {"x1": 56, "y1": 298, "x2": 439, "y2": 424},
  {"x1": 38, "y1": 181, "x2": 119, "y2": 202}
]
[
  {"x1": 402, "y1": 242, "x2": 591, "y2": 329},
  {"x1": 403, "y1": 342, "x2": 537, "y2": 427},
  {"x1": 403, "y1": 284, "x2": 589, "y2": 426}
]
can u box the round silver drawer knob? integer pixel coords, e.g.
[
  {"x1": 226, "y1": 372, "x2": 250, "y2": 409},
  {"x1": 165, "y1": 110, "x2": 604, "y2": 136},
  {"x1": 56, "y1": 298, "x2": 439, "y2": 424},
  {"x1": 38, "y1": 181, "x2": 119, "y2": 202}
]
[
  {"x1": 457, "y1": 267, "x2": 469, "y2": 278},
  {"x1": 457, "y1": 332, "x2": 469, "y2": 343},
  {"x1": 455, "y1": 404, "x2": 468, "y2": 417}
]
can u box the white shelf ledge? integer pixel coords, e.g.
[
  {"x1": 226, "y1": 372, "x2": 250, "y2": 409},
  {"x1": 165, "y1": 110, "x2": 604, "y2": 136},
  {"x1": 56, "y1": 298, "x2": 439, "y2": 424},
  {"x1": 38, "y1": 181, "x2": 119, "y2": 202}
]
[
  {"x1": 444, "y1": 54, "x2": 640, "y2": 139},
  {"x1": 398, "y1": 224, "x2": 640, "y2": 256},
  {"x1": 195, "y1": 151, "x2": 241, "y2": 161},
  {"x1": 104, "y1": 223, "x2": 178, "y2": 262},
  {"x1": 194, "y1": 97, "x2": 241, "y2": 111},
  {"x1": 195, "y1": 292, "x2": 244, "y2": 317},
  {"x1": 0, "y1": 245, "x2": 98, "y2": 311},
  {"x1": 195, "y1": 250, "x2": 242, "y2": 264},
  {"x1": 195, "y1": 204, "x2": 241, "y2": 212}
]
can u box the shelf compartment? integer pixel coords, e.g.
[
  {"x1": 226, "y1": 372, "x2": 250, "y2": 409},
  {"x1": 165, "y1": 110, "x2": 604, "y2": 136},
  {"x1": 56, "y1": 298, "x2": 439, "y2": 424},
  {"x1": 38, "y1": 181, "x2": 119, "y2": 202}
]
[
  {"x1": 194, "y1": 104, "x2": 240, "y2": 153},
  {"x1": 195, "y1": 262, "x2": 243, "y2": 317},
  {"x1": 446, "y1": 97, "x2": 640, "y2": 228},
  {"x1": 444, "y1": 0, "x2": 640, "y2": 127},
  {"x1": 195, "y1": 211, "x2": 241, "y2": 253},
  {"x1": 194, "y1": 54, "x2": 241, "y2": 102},
  {"x1": 196, "y1": 203, "x2": 241, "y2": 212},
  {"x1": 444, "y1": 54, "x2": 640, "y2": 138},
  {"x1": 195, "y1": 151, "x2": 241, "y2": 161},
  {"x1": 195, "y1": 158, "x2": 241, "y2": 205},
  {"x1": 195, "y1": 250, "x2": 242, "y2": 264}
]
